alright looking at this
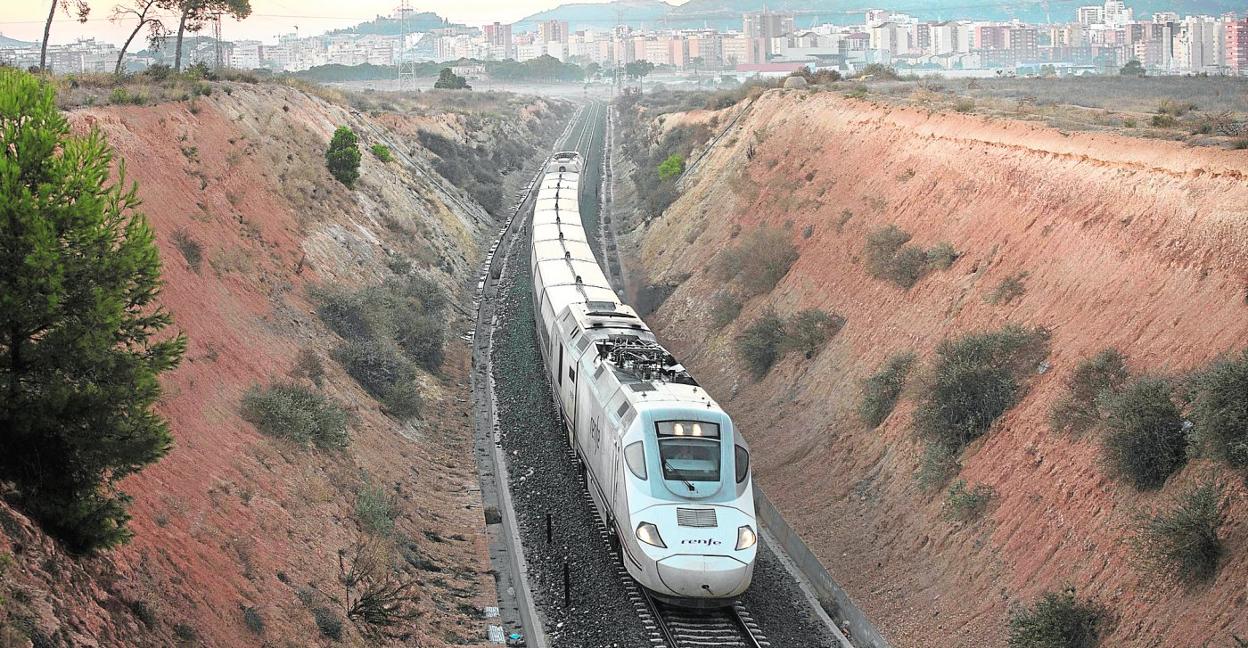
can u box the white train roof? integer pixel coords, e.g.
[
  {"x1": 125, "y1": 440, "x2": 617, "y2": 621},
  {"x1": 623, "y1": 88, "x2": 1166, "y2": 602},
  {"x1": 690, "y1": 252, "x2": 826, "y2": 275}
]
[
  {"x1": 535, "y1": 198, "x2": 579, "y2": 213},
  {"x1": 541, "y1": 176, "x2": 578, "y2": 190}
]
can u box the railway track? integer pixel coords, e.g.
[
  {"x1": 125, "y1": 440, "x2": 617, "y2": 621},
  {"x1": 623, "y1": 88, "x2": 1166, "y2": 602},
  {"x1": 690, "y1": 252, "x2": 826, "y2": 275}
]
[
  {"x1": 479, "y1": 100, "x2": 785, "y2": 648},
  {"x1": 644, "y1": 592, "x2": 769, "y2": 648},
  {"x1": 574, "y1": 462, "x2": 771, "y2": 648},
  {"x1": 552, "y1": 105, "x2": 774, "y2": 648}
]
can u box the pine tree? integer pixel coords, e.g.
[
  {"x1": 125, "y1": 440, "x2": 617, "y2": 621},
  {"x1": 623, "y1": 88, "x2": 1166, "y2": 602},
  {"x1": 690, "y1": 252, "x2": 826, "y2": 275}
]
[
  {"x1": 326, "y1": 125, "x2": 361, "y2": 188},
  {"x1": 0, "y1": 68, "x2": 186, "y2": 553}
]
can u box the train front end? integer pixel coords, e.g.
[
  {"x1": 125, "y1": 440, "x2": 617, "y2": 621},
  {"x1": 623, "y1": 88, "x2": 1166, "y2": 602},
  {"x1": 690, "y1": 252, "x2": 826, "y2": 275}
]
[{"x1": 616, "y1": 397, "x2": 758, "y2": 607}]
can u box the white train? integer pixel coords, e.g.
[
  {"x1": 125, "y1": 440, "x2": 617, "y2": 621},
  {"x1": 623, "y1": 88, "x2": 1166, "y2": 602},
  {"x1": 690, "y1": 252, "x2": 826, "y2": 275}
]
[{"x1": 529, "y1": 151, "x2": 757, "y2": 607}]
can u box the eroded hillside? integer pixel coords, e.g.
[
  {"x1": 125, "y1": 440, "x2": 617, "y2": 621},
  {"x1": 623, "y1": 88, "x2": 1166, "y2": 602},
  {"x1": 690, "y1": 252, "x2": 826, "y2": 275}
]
[
  {"x1": 624, "y1": 89, "x2": 1248, "y2": 647},
  {"x1": 0, "y1": 80, "x2": 566, "y2": 647}
]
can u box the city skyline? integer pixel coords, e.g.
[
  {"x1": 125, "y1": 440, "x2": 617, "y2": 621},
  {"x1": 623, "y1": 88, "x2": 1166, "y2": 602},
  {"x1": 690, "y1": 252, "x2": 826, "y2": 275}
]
[
  {"x1": 2, "y1": 0, "x2": 1244, "y2": 79},
  {"x1": 0, "y1": 0, "x2": 701, "y2": 47}
]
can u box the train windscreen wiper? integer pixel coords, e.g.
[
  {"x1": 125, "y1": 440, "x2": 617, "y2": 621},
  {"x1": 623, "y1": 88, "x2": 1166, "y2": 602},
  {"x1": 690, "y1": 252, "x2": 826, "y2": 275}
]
[{"x1": 663, "y1": 459, "x2": 696, "y2": 492}]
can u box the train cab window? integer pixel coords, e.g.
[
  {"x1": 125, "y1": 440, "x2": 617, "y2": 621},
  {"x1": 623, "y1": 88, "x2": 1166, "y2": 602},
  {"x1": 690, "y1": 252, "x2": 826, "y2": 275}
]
[
  {"x1": 656, "y1": 421, "x2": 721, "y2": 482},
  {"x1": 734, "y1": 445, "x2": 750, "y2": 484},
  {"x1": 624, "y1": 442, "x2": 647, "y2": 480}
]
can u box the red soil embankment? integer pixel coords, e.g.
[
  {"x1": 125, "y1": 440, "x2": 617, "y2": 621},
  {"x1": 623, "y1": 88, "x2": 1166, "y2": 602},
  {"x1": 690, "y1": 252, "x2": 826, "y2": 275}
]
[
  {"x1": 634, "y1": 90, "x2": 1248, "y2": 647},
  {"x1": 0, "y1": 83, "x2": 559, "y2": 647}
]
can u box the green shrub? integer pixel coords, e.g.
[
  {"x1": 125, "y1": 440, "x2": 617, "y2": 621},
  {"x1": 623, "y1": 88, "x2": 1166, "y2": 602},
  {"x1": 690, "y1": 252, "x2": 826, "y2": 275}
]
[
  {"x1": 736, "y1": 309, "x2": 786, "y2": 378},
  {"x1": 129, "y1": 599, "x2": 157, "y2": 626},
  {"x1": 293, "y1": 348, "x2": 325, "y2": 387},
  {"x1": 242, "y1": 606, "x2": 264, "y2": 635},
  {"x1": 1156, "y1": 99, "x2": 1196, "y2": 116},
  {"x1": 171, "y1": 228, "x2": 203, "y2": 273},
  {"x1": 109, "y1": 87, "x2": 146, "y2": 105},
  {"x1": 315, "y1": 275, "x2": 446, "y2": 372},
  {"x1": 709, "y1": 290, "x2": 743, "y2": 329},
  {"x1": 312, "y1": 606, "x2": 343, "y2": 640},
  {"x1": 916, "y1": 442, "x2": 960, "y2": 491},
  {"x1": 657, "y1": 153, "x2": 685, "y2": 180},
  {"x1": 1150, "y1": 113, "x2": 1177, "y2": 128},
  {"x1": 433, "y1": 67, "x2": 470, "y2": 89},
  {"x1": 926, "y1": 242, "x2": 958, "y2": 269},
  {"x1": 144, "y1": 63, "x2": 172, "y2": 81},
  {"x1": 356, "y1": 484, "x2": 397, "y2": 536},
  {"x1": 915, "y1": 325, "x2": 1050, "y2": 452},
  {"x1": 1131, "y1": 481, "x2": 1224, "y2": 584},
  {"x1": 865, "y1": 225, "x2": 911, "y2": 277},
  {"x1": 864, "y1": 225, "x2": 954, "y2": 289},
  {"x1": 782, "y1": 309, "x2": 844, "y2": 358},
  {"x1": 986, "y1": 271, "x2": 1029, "y2": 305},
  {"x1": 326, "y1": 125, "x2": 361, "y2": 188},
  {"x1": 316, "y1": 276, "x2": 443, "y2": 419},
  {"x1": 174, "y1": 623, "x2": 198, "y2": 643},
  {"x1": 1049, "y1": 349, "x2": 1128, "y2": 435},
  {"x1": 954, "y1": 98, "x2": 975, "y2": 113},
  {"x1": 1100, "y1": 377, "x2": 1186, "y2": 490},
  {"x1": 715, "y1": 227, "x2": 799, "y2": 296},
  {"x1": 1123, "y1": 117, "x2": 1137, "y2": 128},
  {"x1": 1008, "y1": 589, "x2": 1104, "y2": 648},
  {"x1": 1189, "y1": 350, "x2": 1248, "y2": 467},
  {"x1": 241, "y1": 383, "x2": 349, "y2": 449},
  {"x1": 185, "y1": 61, "x2": 215, "y2": 81},
  {"x1": 370, "y1": 143, "x2": 393, "y2": 162},
  {"x1": 333, "y1": 338, "x2": 416, "y2": 402},
  {"x1": 393, "y1": 312, "x2": 444, "y2": 370},
  {"x1": 859, "y1": 352, "x2": 917, "y2": 428},
  {"x1": 945, "y1": 479, "x2": 993, "y2": 521}
]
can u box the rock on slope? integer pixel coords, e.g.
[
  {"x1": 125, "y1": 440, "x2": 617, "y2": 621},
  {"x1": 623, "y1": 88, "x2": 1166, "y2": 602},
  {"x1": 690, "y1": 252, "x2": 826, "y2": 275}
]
[
  {"x1": 629, "y1": 89, "x2": 1248, "y2": 647},
  {"x1": 0, "y1": 82, "x2": 564, "y2": 647}
]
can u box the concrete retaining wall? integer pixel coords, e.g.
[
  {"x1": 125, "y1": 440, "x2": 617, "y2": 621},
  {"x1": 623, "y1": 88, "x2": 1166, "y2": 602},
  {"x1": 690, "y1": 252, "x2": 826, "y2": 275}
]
[{"x1": 755, "y1": 489, "x2": 892, "y2": 648}]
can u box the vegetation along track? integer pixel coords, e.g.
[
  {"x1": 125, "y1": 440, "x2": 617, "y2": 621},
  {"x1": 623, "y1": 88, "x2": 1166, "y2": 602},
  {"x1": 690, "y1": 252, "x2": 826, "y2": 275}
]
[{"x1": 477, "y1": 100, "x2": 841, "y2": 648}]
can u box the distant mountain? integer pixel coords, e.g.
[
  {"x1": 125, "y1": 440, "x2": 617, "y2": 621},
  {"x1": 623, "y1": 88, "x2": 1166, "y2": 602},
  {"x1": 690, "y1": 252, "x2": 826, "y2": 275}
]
[
  {"x1": 328, "y1": 12, "x2": 464, "y2": 36},
  {"x1": 516, "y1": 0, "x2": 1243, "y2": 33},
  {"x1": 512, "y1": 0, "x2": 676, "y2": 32},
  {"x1": 0, "y1": 34, "x2": 35, "y2": 48}
]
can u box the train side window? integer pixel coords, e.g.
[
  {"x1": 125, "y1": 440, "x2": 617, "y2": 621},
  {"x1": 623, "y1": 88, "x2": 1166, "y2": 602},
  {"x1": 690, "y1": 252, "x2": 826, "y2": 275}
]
[
  {"x1": 568, "y1": 366, "x2": 576, "y2": 382},
  {"x1": 735, "y1": 445, "x2": 750, "y2": 484},
  {"x1": 558, "y1": 345, "x2": 564, "y2": 385},
  {"x1": 624, "y1": 442, "x2": 647, "y2": 480}
]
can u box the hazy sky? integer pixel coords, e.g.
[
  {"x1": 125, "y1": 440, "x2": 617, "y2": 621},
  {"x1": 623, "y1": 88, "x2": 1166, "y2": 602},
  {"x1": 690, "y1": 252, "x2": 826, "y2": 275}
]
[{"x1": 0, "y1": 0, "x2": 650, "y2": 46}]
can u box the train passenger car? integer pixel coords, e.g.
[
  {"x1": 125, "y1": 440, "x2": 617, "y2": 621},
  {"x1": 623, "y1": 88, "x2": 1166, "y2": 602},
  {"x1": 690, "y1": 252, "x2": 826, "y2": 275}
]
[{"x1": 529, "y1": 152, "x2": 758, "y2": 607}]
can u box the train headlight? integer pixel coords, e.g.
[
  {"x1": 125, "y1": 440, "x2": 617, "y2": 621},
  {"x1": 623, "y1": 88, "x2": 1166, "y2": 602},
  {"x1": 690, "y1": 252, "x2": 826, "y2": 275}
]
[
  {"x1": 636, "y1": 522, "x2": 666, "y2": 548},
  {"x1": 736, "y1": 525, "x2": 757, "y2": 551}
]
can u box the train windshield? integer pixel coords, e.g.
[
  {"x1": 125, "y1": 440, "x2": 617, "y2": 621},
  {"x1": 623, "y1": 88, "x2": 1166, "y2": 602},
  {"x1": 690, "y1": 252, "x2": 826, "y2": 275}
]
[{"x1": 656, "y1": 421, "x2": 721, "y2": 482}]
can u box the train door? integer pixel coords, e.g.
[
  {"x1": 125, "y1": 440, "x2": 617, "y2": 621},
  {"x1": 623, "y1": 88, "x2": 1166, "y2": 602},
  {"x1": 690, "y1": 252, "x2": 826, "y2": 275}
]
[{"x1": 609, "y1": 438, "x2": 621, "y2": 535}]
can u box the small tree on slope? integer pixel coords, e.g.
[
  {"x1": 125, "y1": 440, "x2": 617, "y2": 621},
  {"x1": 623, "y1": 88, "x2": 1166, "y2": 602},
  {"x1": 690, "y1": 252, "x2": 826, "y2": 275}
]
[
  {"x1": 0, "y1": 68, "x2": 186, "y2": 553},
  {"x1": 326, "y1": 125, "x2": 362, "y2": 188}
]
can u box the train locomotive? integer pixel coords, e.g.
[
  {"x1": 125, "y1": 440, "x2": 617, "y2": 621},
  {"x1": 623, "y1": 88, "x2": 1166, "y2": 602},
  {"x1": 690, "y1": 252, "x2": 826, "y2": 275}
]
[{"x1": 529, "y1": 151, "x2": 758, "y2": 607}]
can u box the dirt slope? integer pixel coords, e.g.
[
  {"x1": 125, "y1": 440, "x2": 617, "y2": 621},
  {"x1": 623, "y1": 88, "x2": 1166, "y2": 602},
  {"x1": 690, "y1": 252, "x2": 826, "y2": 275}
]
[
  {"x1": 629, "y1": 89, "x2": 1248, "y2": 647},
  {"x1": 0, "y1": 82, "x2": 563, "y2": 647}
]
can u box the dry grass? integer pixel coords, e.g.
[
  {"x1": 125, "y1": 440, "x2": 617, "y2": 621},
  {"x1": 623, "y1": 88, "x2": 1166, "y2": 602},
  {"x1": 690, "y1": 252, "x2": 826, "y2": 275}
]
[{"x1": 857, "y1": 75, "x2": 1248, "y2": 147}]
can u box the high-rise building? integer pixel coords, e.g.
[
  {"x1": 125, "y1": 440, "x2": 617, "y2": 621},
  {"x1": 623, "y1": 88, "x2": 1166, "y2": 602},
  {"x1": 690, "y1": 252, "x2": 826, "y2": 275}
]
[
  {"x1": 483, "y1": 22, "x2": 513, "y2": 59},
  {"x1": 743, "y1": 10, "x2": 795, "y2": 63},
  {"x1": 538, "y1": 20, "x2": 570, "y2": 47},
  {"x1": 1225, "y1": 16, "x2": 1248, "y2": 74},
  {"x1": 1103, "y1": 0, "x2": 1131, "y2": 27},
  {"x1": 1077, "y1": 5, "x2": 1105, "y2": 25}
]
